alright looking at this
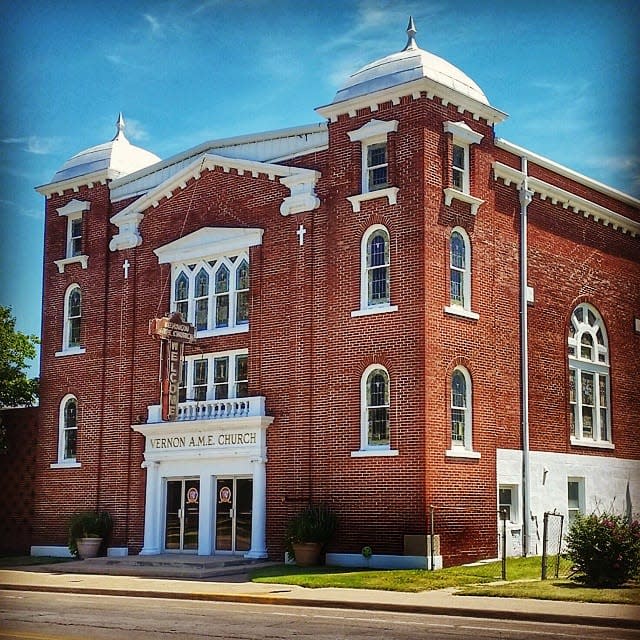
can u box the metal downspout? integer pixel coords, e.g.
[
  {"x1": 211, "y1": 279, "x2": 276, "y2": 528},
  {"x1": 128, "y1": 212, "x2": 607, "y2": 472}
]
[{"x1": 518, "y1": 157, "x2": 533, "y2": 556}]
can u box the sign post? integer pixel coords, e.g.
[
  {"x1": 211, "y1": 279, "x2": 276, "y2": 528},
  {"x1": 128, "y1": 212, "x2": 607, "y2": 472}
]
[{"x1": 149, "y1": 312, "x2": 196, "y2": 421}]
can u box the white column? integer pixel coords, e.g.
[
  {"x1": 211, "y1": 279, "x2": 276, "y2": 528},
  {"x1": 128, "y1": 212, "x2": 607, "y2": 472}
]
[
  {"x1": 140, "y1": 460, "x2": 162, "y2": 555},
  {"x1": 245, "y1": 457, "x2": 267, "y2": 558},
  {"x1": 198, "y1": 474, "x2": 213, "y2": 555}
]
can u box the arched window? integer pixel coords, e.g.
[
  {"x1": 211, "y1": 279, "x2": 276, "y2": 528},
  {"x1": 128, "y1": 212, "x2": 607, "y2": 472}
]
[
  {"x1": 194, "y1": 268, "x2": 209, "y2": 331},
  {"x1": 450, "y1": 367, "x2": 473, "y2": 452},
  {"x1": 58, "y1": 395, "x2": 78, "y2": 463},
  {"x1": 170, "y1": 254, "x2": 249, "y2": 334},
  {"x1": 358, "y1": 225, "x2": 392, "y2": 311},
  {"x1": 235, "y1": 259, "x2": 249, "y2": 324},
  {"x1": 63, "y1": 285, "x2": 82, "y2": 350},
  {"x1": 450, "y1": 228, "x2": 471, "y2": 310},
  {"x1": 568, "y1": 304, "x2": 611, "y2": 444},
  {"x1": 361, "y1": 365, "x2": 390, "y2": 449}
]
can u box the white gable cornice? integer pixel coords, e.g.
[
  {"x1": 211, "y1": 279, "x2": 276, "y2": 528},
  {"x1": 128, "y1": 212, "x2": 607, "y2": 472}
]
[
  {"x1": 493, "y1": 162, "x2": 640, "y2": 238},
  {"x1": 109, "y1": 154, "x2": 320, "y2": 251},
  {"x1": 154, "y1": 227, "x2": 264, "y2": 264},
  {"x1": 317, "y1": 77, "x2": 507, "y2": 125}
]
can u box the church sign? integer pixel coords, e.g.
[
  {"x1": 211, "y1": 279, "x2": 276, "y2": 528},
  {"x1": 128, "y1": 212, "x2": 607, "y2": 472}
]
[{"x1": 149, "y1": 312, "x2": 196, "y2": 421}]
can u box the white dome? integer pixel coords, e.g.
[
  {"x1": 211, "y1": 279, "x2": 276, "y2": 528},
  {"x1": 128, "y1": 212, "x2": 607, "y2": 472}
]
[
  {"x1": 51, "y1": 114, "x2": 160, "y2": 183},
  {"x1": 332, "y1": 20, "x2": 489, "y2": 107}
]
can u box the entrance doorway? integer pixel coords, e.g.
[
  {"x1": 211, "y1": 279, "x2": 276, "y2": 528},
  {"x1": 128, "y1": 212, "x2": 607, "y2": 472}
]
[
  {"x1": 215, "y1": 478, "x2": 252, "y2": 553},
  {"x1": 165, "y1": 479, "x2": 200, "y2": 552}
]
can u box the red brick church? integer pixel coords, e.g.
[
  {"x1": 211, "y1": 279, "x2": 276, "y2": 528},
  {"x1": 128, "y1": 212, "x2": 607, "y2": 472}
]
[{"x1": 31, "y1": 18, "x2": 639, "y2": 566}]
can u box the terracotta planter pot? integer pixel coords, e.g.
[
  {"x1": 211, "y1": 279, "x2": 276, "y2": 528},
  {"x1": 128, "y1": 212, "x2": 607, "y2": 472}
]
[
  {"x1": 293, "y1": 542, "x2": 322, "y2": 567},
  {"x1": 76, "y1": 537, "x2": 102, "y2": 559}
]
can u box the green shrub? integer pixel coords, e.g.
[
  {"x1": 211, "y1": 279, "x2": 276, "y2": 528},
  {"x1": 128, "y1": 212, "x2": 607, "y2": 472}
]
[
  {"x1": 68, "y1": 511, "x2": 113, "y2": 558},
  {"x1": 565, "y1": 512, "x2": 640, "y2": 587}
]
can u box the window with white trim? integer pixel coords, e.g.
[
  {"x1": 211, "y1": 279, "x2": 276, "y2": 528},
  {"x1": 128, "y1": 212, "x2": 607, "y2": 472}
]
[
  {"x1": 171, "y1": 254, "x2": 249, "y2": 335},
  {"x1": 178, "y1": 351, "x2": 248, "y2": 403},
  {"x1": 58, "y1": 395, "x2": 78, "y2": 463},
  {"x1": 446, "y1": 366, "x2": 479, "y2": 458},
  {"x1": 443, "y1": 121, "x2": 484, "y2": 215},
  {"x1": 67, "y1": 216, "x2": 83, "y2": 258},
  {"x1": 362, "y1": 365, "x2": 390, "y2": 449},
  {"x1": 53, "y1": 199, "x2": 90, "y2": 273},
  {"x1": 63, "y1": 284, "x2": 82, "y2": 351},
  {"x1": 568, "y1": 304, "x2": 611, "y2": 446},
  {"x1": 346, "y1": 119, "x2": 399, "y2": 212},
  {"x1": 499, "y1": 485, "x2": 519, "y2": 524},
  {"x1": 567, "y1": 478, "x2": 585, "y2": 527}
]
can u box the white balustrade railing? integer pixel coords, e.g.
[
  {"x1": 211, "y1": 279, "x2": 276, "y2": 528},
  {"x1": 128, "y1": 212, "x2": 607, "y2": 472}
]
[{"x1": 147, "y1": 396, "x2": 267, "y2": 423}]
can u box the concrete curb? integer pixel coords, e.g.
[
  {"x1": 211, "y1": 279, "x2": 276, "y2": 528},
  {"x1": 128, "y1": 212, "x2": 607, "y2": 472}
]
[{"x1": 1, "y1": 581, "x2": 636, "y2": 630}]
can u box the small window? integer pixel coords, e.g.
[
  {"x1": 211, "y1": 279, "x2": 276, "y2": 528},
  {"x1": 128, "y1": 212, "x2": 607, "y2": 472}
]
[
  {"x1": 452, "y1": 145, "x2": 466, "y2": 192},
  {"x1": 366, "y1": 142, "x2": 388, "y2": 191},
  {"x1": 567, "y1": 478, "x2": 584, "y2": 527},
  {"x1": 362, "y1": 365, "x2": 390, "y2": 449},
  {"x1": 499, "y1": 486, "x2": 517, "y2": 523},
  {"x1": 68, "y1": 217, "x2": 83, "y2": 257},
  {"x1": 59, "y1": 395, "x2": 78, "y2": 462}
]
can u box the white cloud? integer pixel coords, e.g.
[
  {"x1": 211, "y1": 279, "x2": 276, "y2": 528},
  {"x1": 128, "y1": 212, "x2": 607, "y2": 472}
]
[
  {"x1": 143, "y1": 13, "x2": 163, "y2": 36},
  {"x1": 123, "y1": 117, "x2": 150, "y2": 142},
  {"x1": 1, "y1": 136, "x2": 63, "y2": 155}
]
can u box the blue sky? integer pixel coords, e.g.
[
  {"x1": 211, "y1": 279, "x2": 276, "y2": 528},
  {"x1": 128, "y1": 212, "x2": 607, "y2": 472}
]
[{"x1": 1, "y1": 0, "x2": 638, "y2": 377}]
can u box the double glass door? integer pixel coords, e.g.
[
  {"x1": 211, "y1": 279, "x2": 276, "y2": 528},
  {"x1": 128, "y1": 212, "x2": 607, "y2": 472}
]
[
  {"x1": 165, "y1": 479, "x2": 199, "y2": 552},
  {"x1": 215, "y1": 478, "x2": 252, "y2": 553}
]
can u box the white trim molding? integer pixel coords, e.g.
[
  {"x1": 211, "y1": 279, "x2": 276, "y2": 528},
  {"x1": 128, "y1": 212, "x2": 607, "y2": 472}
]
[
  {"x1": 54, "y1": 255, "x2": 88, "y2": 273},
  {"x1": 348, "y1": 187, "x2": 399, "y2": 212},
  {"x1": 493, "y1": 161, "x2": 640, "y2": 237},
  {"x1": 110, "y1": 154, "x2": 320, "y2": 251}
]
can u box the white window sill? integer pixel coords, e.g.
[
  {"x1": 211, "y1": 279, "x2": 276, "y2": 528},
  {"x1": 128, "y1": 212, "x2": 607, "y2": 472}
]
[
  {"x1": 55, "y1": 347, "x2": 86, "y2": 357},
  {"x1": 351, "y1": 449, "x2": 399, "y2": 458},
  {"x1": 50, "y1": 461, "x2": 81, "y2": 469},
  {"x1": 444, "y1": 305, "x2": 479, "y2": 321},
  {"x1": 445, "y1": 448, "x2": 481, "y2": 459},
  {"x1": 443, "y1": 188, "x2": 484, "y2": 215},
  {"x1": 351, "y1": 305, "x2": 398, "y2": 318},
  {"x1": 195, "y1": 324, "x2": 249, "y2": 338},
  {"x1": 347, "y1": 186, "x2": 399, "y2": 212},
  {"x1": 54, "y1": 255, "x2": 88, "y2": 273},
  {"x1": 570, "y1": 437, "x2": 615, "y2": 450}
]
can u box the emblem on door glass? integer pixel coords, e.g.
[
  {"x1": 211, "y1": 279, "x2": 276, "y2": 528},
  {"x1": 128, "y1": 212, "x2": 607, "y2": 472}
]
[
  {"x1": 186, "y1": 487, "x2": 199, "y2": 504},
  {"x1": 219, "y1": 486, "x2": 232, "y2": 503}
]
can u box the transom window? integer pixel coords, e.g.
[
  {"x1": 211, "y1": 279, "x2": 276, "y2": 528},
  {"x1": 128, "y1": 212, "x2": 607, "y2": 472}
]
[
  {"x1": 179, "y1": 351, "x2": 248, "y2": 403},
  {"x1": 59, "y1": 395, "x2": 78, "y2": 462},
  {"x1": 362, "y1": 365, "x2": 390, "y2": 449},
  {"x1": 568, "y1": 304, "x2": 611, "y2": 445},
  {"x1": 172, "y1": 254, "x2": 249, "y2": 335}
]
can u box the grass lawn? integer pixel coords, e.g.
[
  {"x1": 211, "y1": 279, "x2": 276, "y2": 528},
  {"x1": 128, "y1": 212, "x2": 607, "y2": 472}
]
[{"x1": 250, "y1": 557, "x2": 640, "y2": 605}]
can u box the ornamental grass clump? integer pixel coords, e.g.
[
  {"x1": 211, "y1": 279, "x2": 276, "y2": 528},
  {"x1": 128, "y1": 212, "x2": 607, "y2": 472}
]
[{"x1": 565, "y1": 512, "x2": 640, "y2": 587}]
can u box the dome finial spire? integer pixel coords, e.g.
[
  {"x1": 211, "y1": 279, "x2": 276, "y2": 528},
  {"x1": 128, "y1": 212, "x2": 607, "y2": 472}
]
[
  {"x1": 113, "y1": 112, "x2": 126, "y2": 140},
  {"x1": 403, "y1": 16, "x2": 418, "y2": 51}
]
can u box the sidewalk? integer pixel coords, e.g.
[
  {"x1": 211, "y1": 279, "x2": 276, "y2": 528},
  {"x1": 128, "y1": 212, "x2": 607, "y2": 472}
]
[{"x1": 1, "y1": 560, "x2": 639, "y2": 631}]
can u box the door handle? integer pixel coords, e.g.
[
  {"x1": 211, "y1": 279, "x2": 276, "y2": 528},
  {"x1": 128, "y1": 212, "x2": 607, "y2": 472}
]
[
  {"x1": 229, "y1": 508, "x2": 234, "y2": 518},
  {"x1": 178, "y1": 508, "x2": 183, "y2": 520}
]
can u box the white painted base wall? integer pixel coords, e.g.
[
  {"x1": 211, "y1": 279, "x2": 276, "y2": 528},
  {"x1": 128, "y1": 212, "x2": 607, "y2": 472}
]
[
  {"x1": 497, "y1": 448, "x2": 640, "y2": 556},
  {"x1": 30, "y1": 546, "x2": 129, "y2": 558},
  {"x1": 326, "y1": 553, "x2": 443, "y2": 570}
]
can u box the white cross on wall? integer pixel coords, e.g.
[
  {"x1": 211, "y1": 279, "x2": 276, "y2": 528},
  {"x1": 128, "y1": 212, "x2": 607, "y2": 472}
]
[
  {"x1": 123, "y1": 259, "x2": 130, "y2": 279},
  {"x1": 296, "y1": 224, "x2": 306, "y2": 246}
]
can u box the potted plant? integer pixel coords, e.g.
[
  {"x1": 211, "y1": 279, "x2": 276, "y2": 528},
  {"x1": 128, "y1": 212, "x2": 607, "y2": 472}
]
[
  {"x1": 68, "y1": 510, "x2": 113, "y2": 559},
  {"x1": 285, "y1": 503, "x2": 337, "y2": 566}
]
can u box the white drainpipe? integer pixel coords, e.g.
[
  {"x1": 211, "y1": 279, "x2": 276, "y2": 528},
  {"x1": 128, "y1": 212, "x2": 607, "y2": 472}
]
[{"x1": 518, "y1": 156, "x2": 533, "y2": 556}]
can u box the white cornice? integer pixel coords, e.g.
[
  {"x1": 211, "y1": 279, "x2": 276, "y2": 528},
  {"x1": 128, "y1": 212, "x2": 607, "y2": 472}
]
[
  {"x1": 154, "y1": 227, "x2": 264, "y2": 264},
  {"x1": 444, "y1": 121, "x2": 484, "y2": 145},
  {"x1": 493, "y1": 162, "x2": 640, "y2": 237},
  {"x1": 317, "y1": 77, "x2": 508, "y2": 125},
  {"x1": 495, "y1": 138, "x2": 640, "y2": 209},
  {"x1": 110, "y1": 154, "x2": 320, "y2": 251},
  {"x1": 36, "y1": 168, "x2": 116, "y2": 198},
  {"x1": 56, "y1": 199, "x2": 90, "y2": 216}
]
